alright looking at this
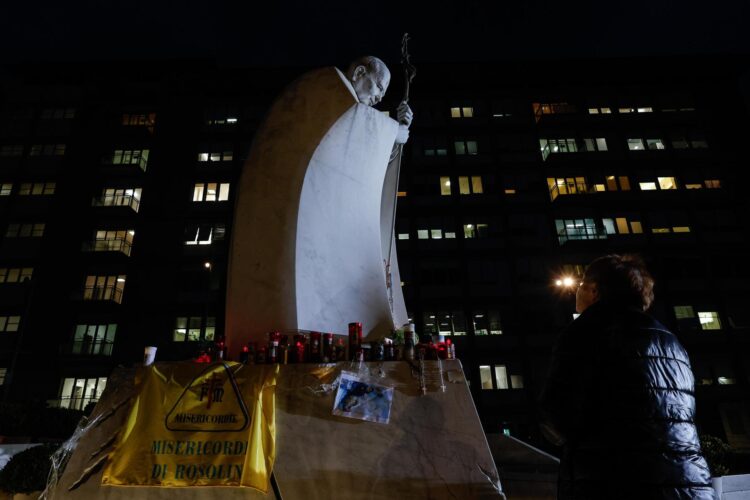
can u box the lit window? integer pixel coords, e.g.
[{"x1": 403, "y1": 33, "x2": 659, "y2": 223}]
[
  {"x1": 397, "y1": 191, "x2": 407, "y2": 197},
  {"x1": 479, "y1": 366, "x2": 493, "y2": 390},
  {"x1": 494, "y1": 365, "x2": 509, "y2": 390},
  {"x1": 698, "y1": 311, "x2": 721, "y2": 330},
  {"x1": 440, "y1": 176, "x2": 451, "y2": 195},
  {"x1": 674, "y1": 306, "x2": 696, "y2": 320},
  {"x1": 532, "y1": 102, "x2": 577, "y2": 121},
  {"x1": 587, "y1": 108, "x2": 599, "y2": 114},
  {"x1": 95, "y1": 188, "x2": 142, "y2": 212},
  {"x1": 619, "y1": 176, "x2": 631, "y2": 191},
  {"x1": 472, "y1": 176, "x2": 483, "y2": 194},
  {"x1": 510, "y1": 375, "x2": 524, "y2": 389},
  {"x1": 88, "y1": 229, "x2": 134, "y2": 256},
  {"x1": 582, "y1": 138, "x2": 608, "y2": 152},
  {"x1": 0, "y1": 267, "x2": 33, "y2": 283},
  {"x1": 458, "y1": 177, "x2": 470, "y2": 195},
  {"x1": 197, "y1": 150, "x2": 233, "y2": 162},
  {"x1": 122, "y1": 113, "x2": 156, "y2": 133},
  {"x1": 72, "y1": 324, "x2": 116, "y2": 356},
  {"x1": 397, "y1": 233, "x2": 409, "y2": 240},
  {"x1": 555, "y1": 218, "x2": 605, "y2": 244},
  {"x1": 0, "y1": 183, "x2": 12, "y2": 196},
  {"x1": 172, "y1": 316, "x2": 216, "y2": 342},
  {"x1": 59, "y1": 376, "x2": 107, "y2": 410},
  {"x1": 29, "y1": 144, "x2": 66, "y2": 156},
  {"x1": 445, "y1": 232, "x2": 456, "y2": 239},
  {"x1": 627, "y1": 138, "x2": 645, "y2": 150},
  {"x1": 0, "y1": 368, "x2": 5, "y2": 385},
  {"x1": 717, "y1": 377, "x2": 736, "y2": 385},
  {"x1": 430, "y1": 229, "x2": 443, "y2": 239},
  {"x1": 637, "y1": 107, "x2": 654, "y2": 113},
  {"x1": 647, "y1": 139, "x2": 665, "y2": 150},
  {"x1": 454, "y1": 140, "x2": 478, "y2": 155},
  {"x1": 450, "y1": 106, "x2": 474, "y2": 118},
  {"x1": 83, "y1": 275, "x2": 126, "y2": 304},
  {"x1": 619, "y1": 107, "x2": 635, "y2": 114},
  {"x1": 193, "y1": 183, "x2": 230, "y2": 202},
  {"x1": 639, "y1": 182, "x2": 657, "y2": 191},
  {"x1": 184, "y1": 223, "x2": 226, "y2": 245},
  {"x1": 111, "y1": 149, "x2": 149, "y2": 171},
  {"x1": 463, "y1": 223, "x2": 488, "y2": 239},
  {"x1": 705, "y1": 180, "x2": 721, "y2": 189},
  {"x1": 18, "y1": 182, "x2": 56, "y2": 196},
  {"x1": 4, "y1": 223, "x2": 45, "y2": 238},
  {"x1": 539, "y1": 138, "x2": 577, "y2": 160},
  {"x1": 0, "y1": 316, "x2": 21, "y2": 332},
  {"x1": 417, "y1": 229, "x2": 429, "y2": 240},
  {"x1": 685, "y1": 184, "x2": 703, "y2": 189},
  {"x1": 504, "y1": 189, "x2": 516, "y2": 195},
  {"x1": 658, "y1": 177, "x2": 677, "y2": 190},
  {"x1": 631, "y1": 221, "x2": 643, "y2": 233}
]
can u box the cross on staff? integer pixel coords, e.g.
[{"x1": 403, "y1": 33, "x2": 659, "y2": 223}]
[{"x1": 386, "y1": 33, "x2": 416, "y2": 319}]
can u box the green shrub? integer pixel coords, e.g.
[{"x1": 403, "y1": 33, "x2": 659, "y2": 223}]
[{"x1": 0, "y1": 443, "x2": 58, "y2": 494}]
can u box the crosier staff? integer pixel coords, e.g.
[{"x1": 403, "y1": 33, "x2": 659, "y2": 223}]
[{"x1": 386, "y1": 33, "x2": 416, "y2": 318}]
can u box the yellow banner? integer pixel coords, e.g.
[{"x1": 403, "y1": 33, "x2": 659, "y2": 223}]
[{"x1": 102, "y1": 361, "x2": 278, "y2": 492}]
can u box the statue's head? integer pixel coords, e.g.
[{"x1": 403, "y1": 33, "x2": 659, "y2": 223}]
[{"x1": 345, "y1": 56, "x2": 391, "y2": 107}]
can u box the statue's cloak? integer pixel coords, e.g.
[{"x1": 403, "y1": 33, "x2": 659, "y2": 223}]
[{"x1": 226, "y1": 67, "x2": 408, "y2": 351}]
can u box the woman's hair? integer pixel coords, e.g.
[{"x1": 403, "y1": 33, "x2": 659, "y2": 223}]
[{"x1": 584, "y1": 254, "x2": 655, "y2": 310}]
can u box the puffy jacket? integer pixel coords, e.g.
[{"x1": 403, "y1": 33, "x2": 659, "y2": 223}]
[{"x1": 539, "y1": 300, "x2": 715, "y2": 499}]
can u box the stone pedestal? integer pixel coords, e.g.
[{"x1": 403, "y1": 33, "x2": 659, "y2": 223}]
[{"x1": 49, "y1": 361, "x2": 501, "y2": 499}]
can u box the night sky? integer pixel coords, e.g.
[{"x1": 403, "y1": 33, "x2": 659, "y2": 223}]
[{"x1": 3, "y1": 0, "x2": 750, "y2": 68}]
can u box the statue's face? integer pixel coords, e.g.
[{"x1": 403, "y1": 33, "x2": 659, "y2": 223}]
[{"x1": 351, "y1": 63, "x2": 390, "y2": 107}]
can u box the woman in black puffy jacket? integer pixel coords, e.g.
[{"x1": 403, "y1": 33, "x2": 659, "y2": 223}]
[{"x1": 539, "y1": 254, "x2": 715, "y2": 499}]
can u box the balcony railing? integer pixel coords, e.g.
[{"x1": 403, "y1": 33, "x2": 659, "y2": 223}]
[{"x1": 82, "y1": 238, "x2": 132, "y2": 256}]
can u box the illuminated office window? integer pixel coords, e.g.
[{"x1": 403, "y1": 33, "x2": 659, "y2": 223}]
[
  {"x1": 397, "y1": 233, "x2": 409, "y2": 240},
  {"x1": 454, "y1": 140, "x2": 478, "y2": 155},
  {"x1": 0, "y1": 183, "x2": 13, "y2": 196},
  {"x1": 193, "y1": 183, "x2": 230, "y2": 202},
  {"x1": 96, "y1": 188, "x2": 142, "y2": 212},
  {"x1": 463, "y1": 223, "x2": 488, "y2": 239},
  {"x1": 627, "y1": 138, "x2": 645, "y2": 150},
  {"x1": 533, "y1": 102, "x2": 577, "y2": 122},
  {"x1": 59, "y1": 377, "x2": 107, "y2": 410},
  {"x1": 18, "y1": 182, "x2": 55, "y2": 195},
  {"x1": 619, "y1": 107, "x2": 635, "y2": 114},
  {"x1": 173, "y1": 316, "x2": 216, "y2": 342},
  {"x1": 450, "y1": 107, "x2": 474, "y2": 118},
  {"x1": 122, "y1": 113, "x2": 156, "y2": 133},
  {"x1": 587, "y1": 107, "x2": 611, "y2": 114},
  {"x1": 510, "y1": 375, "x2": 525, "y2": 389},
  {"x1": 72, "y1": 324, "x2": 117, "y2": 356},
  {"x1": 582, "y1": 137, "x2": 608, "y2": 152},
  {"x1": 197, "y1": 150, "x2": 233, "y2": 162},
  {"x1": 0, "y1": 267, "x2": 34, "y2": 283},
  {"x1": 539, "y1": 138, "x2": 577, "y2": 160},
  {"x1": 685, "y1": 183, "x2": 703, "y2": 190},
  {"x1": 640, "y1": 182, "x2": 657, "y2": 191},
  {"x1": 5, "y1": 223, "x2": 45, "y2": 238},
  {"x1": 89, "y1": 230, "x2": 135, "y2": 256},
  {"x1": 29, "y1": 144, "x2": 66, "y2": 156},
  {"x1": 705, "y1": 180, "x2": 721, "y2": 189},
  {"x1": 185, "y1": 223, "x2": 226, "y2": 246},
  {"x1": 83, "y1": 275, "x2": 126, "y2": 304},
  {"x1": 637, "y1": 107, "x2": 654, "y2": 113},
  {"x1": 672, "y1": 226, "x2": 691, "y2": 233},
  {"x1": 494, "y1": 365, "x2": 509, "y2": 390},
  {"x1": 555, "y1": 219, "x2": 604, "y2": 244},
  {"x1": 417, "y1": 229, "x2": 429, "y2": 240},
  {"x1": 440, "y1": 176, "x2": 451, "y2": 195},
  {"x1": 698, "y1": 311, "x2": 722, "y2": 330},
  {"x1": 658, "y1": 177, "x2": 677, "y2": 190},
  {"x1": 479, "y1": 366, "x2": 493, "y2": 390},
  {"x1": 112, "y1": 149, "x2": 149, "y2": 171},
  {"x1": 0, "y1": 316, "x2": 21, "y2": 332},
  {"x1": 647, "y1": 139, "x2": 666, "y2": 150}
]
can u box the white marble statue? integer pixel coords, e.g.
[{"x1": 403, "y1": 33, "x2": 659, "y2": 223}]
[{"x1": 226, "y1": 56, "x2": 413, "y2": 352}]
